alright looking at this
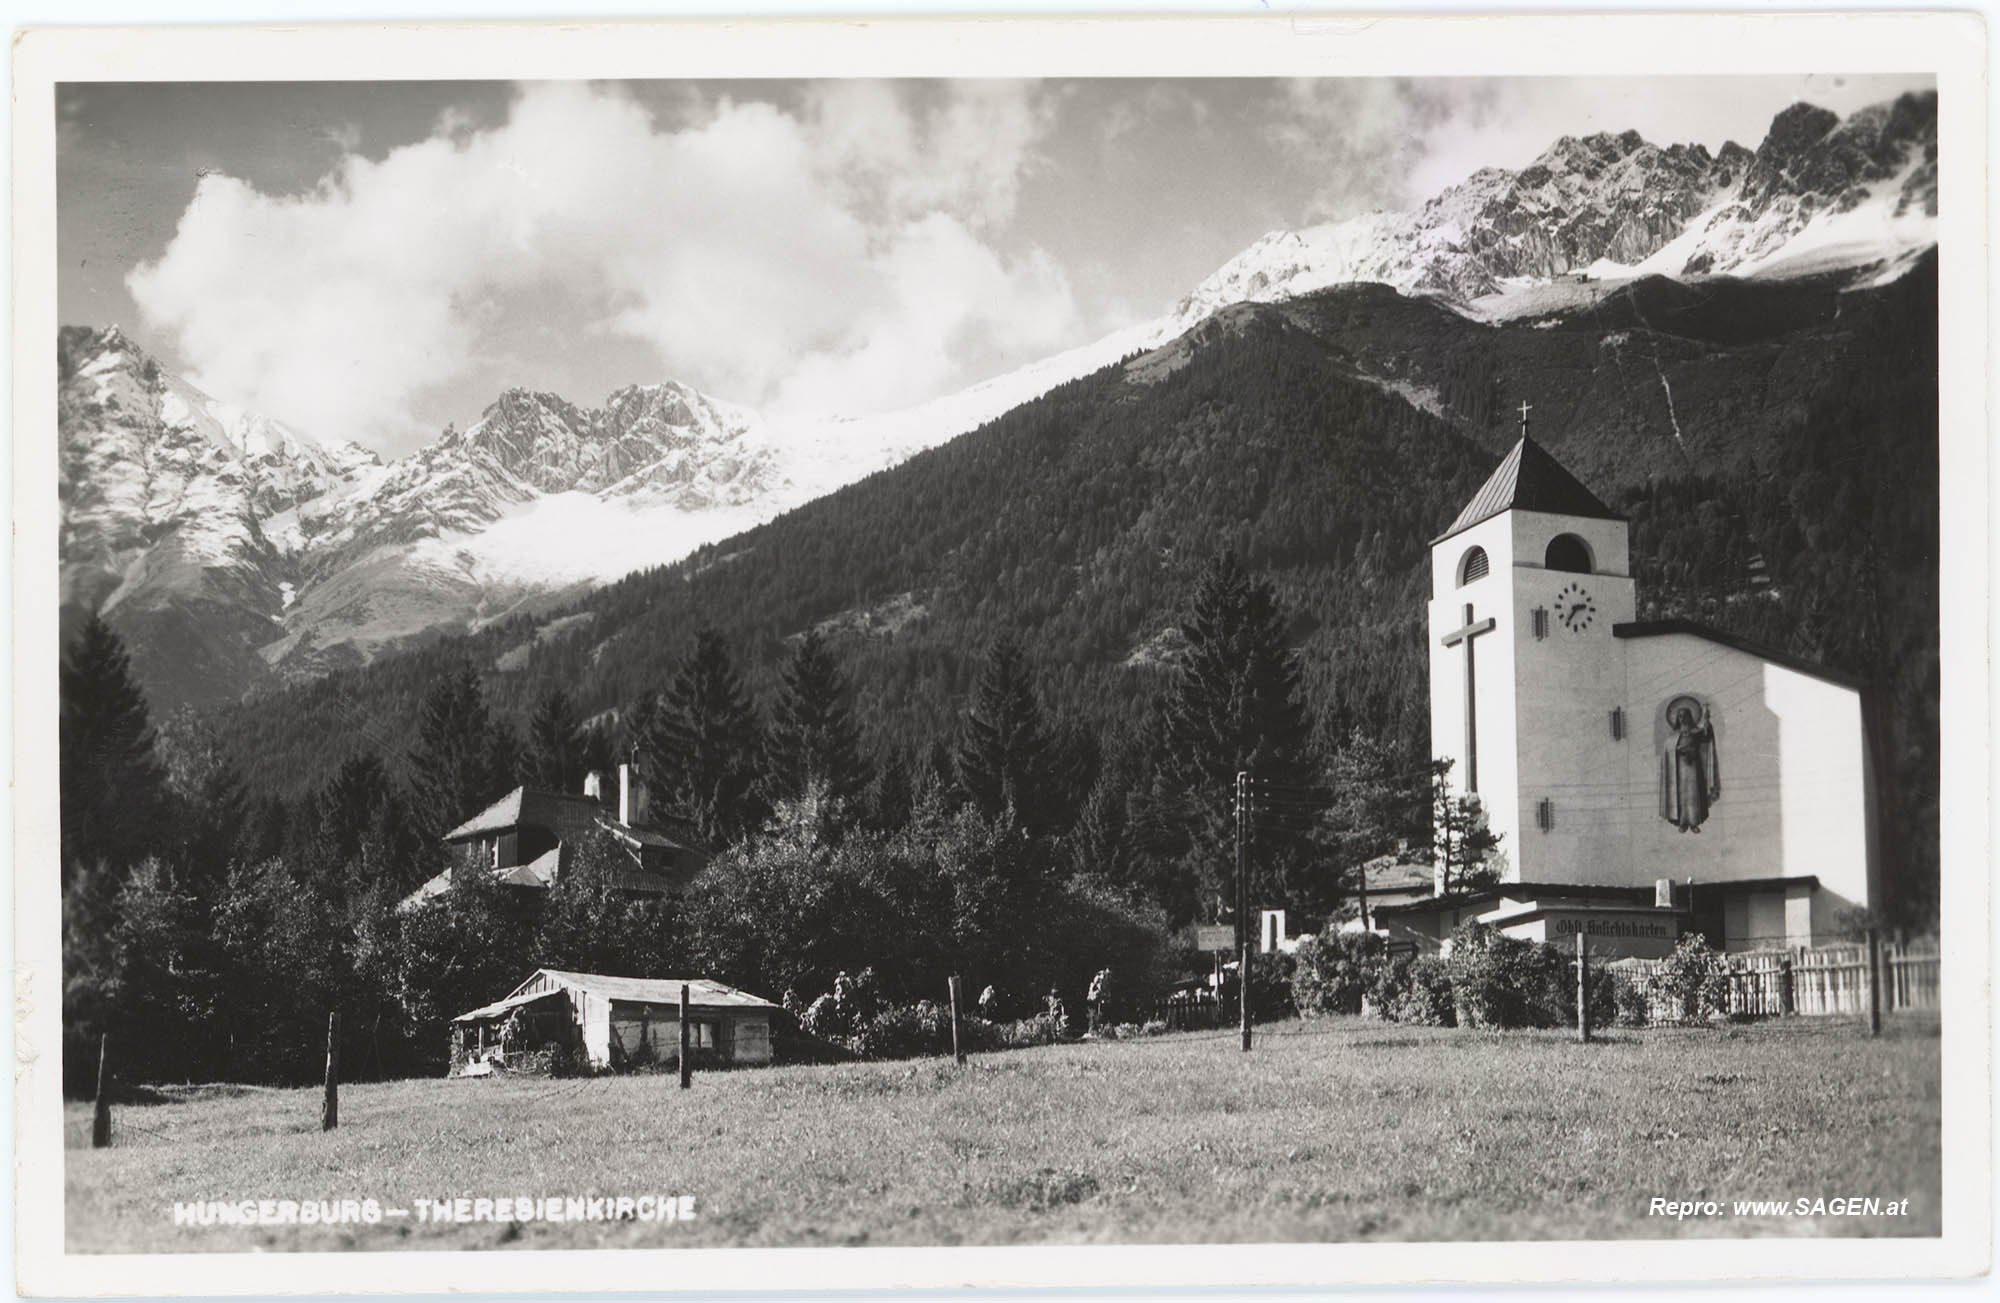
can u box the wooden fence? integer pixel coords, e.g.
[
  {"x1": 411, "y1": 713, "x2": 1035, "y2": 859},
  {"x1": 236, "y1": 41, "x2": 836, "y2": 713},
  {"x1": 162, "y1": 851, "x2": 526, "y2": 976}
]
[
  {"x1": 1609, "y1": 938, "x2": 1938, "y2": 1024},
  {"x1": 1155, "y1": 991, "x2": 1224, "y2": 1032}
]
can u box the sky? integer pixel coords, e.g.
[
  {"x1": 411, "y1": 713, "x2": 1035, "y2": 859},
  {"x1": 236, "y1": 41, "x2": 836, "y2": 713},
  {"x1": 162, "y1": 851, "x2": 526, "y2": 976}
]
[{"x1": 58, "y1": 74, "x2": 1934, "y2": 457}]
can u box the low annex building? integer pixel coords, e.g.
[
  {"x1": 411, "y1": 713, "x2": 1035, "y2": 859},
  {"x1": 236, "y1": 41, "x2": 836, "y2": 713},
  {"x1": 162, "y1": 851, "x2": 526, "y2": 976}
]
[{"x1": 450, "y1": 968, "x2": 779, "y2": 1076}]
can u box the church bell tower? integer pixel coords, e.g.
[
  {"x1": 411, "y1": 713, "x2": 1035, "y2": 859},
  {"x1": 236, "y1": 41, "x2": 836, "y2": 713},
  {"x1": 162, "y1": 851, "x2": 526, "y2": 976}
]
[{"x1": 1427, "y1": 407, "x2": 1637, "y2": 886}]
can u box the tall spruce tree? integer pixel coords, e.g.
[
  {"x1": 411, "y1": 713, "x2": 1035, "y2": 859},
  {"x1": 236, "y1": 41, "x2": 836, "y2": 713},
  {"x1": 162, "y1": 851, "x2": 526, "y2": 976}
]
[
  {"x1": 404, "y1": 661, "x2": 508, "y2": 847},
  {"x1": 60, "y1": 613, "x2": 167, "y2": 879},
  {"x1": 518, "y1": 686, "x2": 584, "y2": 794},
  {"x1": 763, "y1": 630, "x2": 870, "y2": 811},
  {"x1": 643, "y1": 630, "x2": 764, "y2": 844},
  {"x1": 1143, "y1": 552, "x2": 1323, "y2": 926},
  {"x1": 953, "y1": 636, "x2": 1051, "y2": 829},
  {"x1": 313, "y1": 751, "x2": 423, "y2": 892},
  {"x1": 153, "y1": 705, "x2": 249, "y2": 894}
]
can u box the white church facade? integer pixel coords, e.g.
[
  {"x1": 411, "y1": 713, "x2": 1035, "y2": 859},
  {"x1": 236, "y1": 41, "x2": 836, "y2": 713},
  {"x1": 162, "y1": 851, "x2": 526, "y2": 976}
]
[{"x1": 1376, "y1": 427, "x2": 1879, "y2": 957}]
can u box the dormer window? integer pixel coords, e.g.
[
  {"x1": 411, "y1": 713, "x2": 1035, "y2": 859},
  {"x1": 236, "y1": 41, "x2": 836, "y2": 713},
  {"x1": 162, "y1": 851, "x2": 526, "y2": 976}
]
[
  {"x1": 1545, "y1": 534, "x2": 1593, "y2": 574},
  {"x1": 1458, "y1": 546, "x2": 1490, "y2": 586}
]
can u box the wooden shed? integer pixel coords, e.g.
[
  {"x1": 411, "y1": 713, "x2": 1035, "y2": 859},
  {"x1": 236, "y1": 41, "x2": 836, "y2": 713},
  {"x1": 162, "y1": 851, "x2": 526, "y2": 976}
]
[{"x1": 449, "y1": 969, "x2": 778, "y2": 1077}]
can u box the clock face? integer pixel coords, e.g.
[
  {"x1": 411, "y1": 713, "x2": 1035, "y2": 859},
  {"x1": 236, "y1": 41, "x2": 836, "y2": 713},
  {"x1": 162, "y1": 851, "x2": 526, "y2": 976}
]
[{"x1": 1555, "y1": 581, "x2": 1596, "y2": 633}]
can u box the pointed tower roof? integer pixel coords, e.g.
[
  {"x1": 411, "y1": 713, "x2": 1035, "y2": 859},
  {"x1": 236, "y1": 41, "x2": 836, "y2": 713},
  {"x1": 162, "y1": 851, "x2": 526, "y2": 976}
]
[{"x1": 1435, "y1": 435, "x2": 1623, "y2": 543}]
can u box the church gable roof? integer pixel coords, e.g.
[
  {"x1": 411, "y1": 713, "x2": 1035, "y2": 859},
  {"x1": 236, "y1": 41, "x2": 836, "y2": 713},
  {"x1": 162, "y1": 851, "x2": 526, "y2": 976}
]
[{"x1": 1436, "y1": 437, "x2": 1623, "y2": 542}]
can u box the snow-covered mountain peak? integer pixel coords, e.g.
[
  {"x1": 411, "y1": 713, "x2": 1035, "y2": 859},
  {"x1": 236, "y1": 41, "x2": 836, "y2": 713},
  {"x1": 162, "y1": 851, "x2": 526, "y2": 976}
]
[{"x1": 60, "y1": 92, "x2": 1940, "y2": 711}]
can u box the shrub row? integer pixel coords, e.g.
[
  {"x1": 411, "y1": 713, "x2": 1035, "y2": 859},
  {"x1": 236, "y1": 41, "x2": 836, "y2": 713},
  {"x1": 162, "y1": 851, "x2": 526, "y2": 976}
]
[{"x1": 1289, "y1": 924, "x2": 1737, "y2": 1030}]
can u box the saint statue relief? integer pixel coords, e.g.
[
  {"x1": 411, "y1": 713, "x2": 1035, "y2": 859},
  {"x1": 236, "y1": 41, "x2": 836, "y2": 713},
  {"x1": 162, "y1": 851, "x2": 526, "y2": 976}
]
[{"x1": 1659, "y1": 696, "x2": 1721, "y2": 833}]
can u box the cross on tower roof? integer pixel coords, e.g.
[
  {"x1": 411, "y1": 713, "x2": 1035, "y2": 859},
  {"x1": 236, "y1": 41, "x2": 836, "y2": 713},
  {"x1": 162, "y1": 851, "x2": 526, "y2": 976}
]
[{"x1": 1518, "y1": 400, "x2": 1532, "y2": 436}]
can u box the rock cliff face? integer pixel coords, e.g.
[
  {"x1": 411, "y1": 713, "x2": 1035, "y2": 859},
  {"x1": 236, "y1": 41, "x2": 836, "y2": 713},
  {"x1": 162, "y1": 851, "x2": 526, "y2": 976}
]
[
  {"x1": 1173, "y1": 92, "x2": 1937, "y2": 317},
  {"x1": 59, "y1": 93, "x2": 1940, "y2": 711}
]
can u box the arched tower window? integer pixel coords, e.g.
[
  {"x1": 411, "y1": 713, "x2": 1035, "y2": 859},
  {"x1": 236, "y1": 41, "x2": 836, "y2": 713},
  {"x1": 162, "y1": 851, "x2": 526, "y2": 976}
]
[
  {"x1": 1458, "y1": 546, "x2": 1490, "y2": 586},
  {"x1": 1544, "y1": 534, "x2": 1593, "y2": 574}
]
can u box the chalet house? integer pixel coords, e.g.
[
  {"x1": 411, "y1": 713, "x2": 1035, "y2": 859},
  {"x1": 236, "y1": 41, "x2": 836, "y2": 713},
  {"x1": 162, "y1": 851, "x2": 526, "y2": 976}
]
[
  {"x1": 449, "y1": 968, "x2": 779, "y2": 1076},
  {"x1": 397, "y1": 763, "x2": 708, "y2": 911}
]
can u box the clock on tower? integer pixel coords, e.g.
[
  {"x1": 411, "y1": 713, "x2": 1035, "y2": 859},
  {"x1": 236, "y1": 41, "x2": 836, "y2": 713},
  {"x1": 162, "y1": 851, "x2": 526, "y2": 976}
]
[{"x1": 1555, "y1": 581, "x2": 1596, "y2": 633}]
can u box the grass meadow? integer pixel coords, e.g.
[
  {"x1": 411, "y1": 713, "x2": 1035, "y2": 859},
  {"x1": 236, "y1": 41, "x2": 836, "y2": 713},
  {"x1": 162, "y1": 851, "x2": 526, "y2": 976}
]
[{"x1": 65, "y1": 1013, "x2": 1940, "y2": 1252}]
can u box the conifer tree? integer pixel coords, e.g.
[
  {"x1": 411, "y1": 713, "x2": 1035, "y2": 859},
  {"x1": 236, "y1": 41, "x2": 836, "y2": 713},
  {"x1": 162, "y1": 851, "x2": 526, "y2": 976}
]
[
  {"x1": 404, "y1": 661, "x2": 508, "y2": 846},
  {"x1": 1430, "y1": 759, "x2": 1502, "y2": 897},
  {"x1": 953, "y1": 636, "x2": 1050, "y2": 829},
  {"x1": 763, "y1": 629, "x2": 870, "y2": 811},
  {"x1": 643, "y1": 630, "x2": 764, "y2": 844},
  {"x1": 154, "y1": 705, "x2": 248, "y2": 894},
  {"x1": 313, "y1": 751, "x2": 423, "y2": 892},
  {"x1": 60, "y1": 613, "x2": 166, "y2": 879},
  {"x1": 518, "y1": 686, "x2": 584, "y2": 794},
  {"x1": 1142, "y1": 551, "x2": 1323, "y2": 925},
  {"x1": 1068, "y1": 773, "x2": 1131, "y2": 884}
]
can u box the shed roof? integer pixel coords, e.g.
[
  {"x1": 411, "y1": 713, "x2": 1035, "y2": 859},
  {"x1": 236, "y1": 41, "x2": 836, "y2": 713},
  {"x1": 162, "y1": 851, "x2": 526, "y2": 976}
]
[
  {"x1": 534, "y1": 970, "x2": 779, "y2": 1009},
  {"x1": 1436, "y1": 436, "x2": 1623, "y2": 543},
  {"x1": 453, "y1": 969, "x2": 780, "y2": 1022},
  {"x1": 452, "y1": 987, "x2": 571, "y2": 1024}
]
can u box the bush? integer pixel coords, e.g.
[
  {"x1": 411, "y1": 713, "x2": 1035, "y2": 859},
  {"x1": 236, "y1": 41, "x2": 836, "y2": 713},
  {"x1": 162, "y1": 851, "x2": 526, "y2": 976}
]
[
  {"x1": 1445, "y1": 923, "x2": 1552, "y2": 1029},
  {"x1": 1611, "y1": 966, "x2": 1653, "y2": 1027},
  {"x1": 1653, "y1": 933, "x2": 1731, "y2": 1023},
  {"x1": 1377, "y1": 954, "x2": 1457, "y2": 1025},
  {"x1": 1218, "y1": 951, "x2": 1298, "y2": 1023},
  {"x1": 1290, "y1": 931, "x2": 1385, "y2": 1016},
  {"x1": 986, "y1": 1013, "x2": 1065, "y2": 1049},
  {"x1": 851, "y1": 1000, "x2": 952, "y2": 1058},
  {"x1": 1537, "y1": 949, "x2": 1620, "y2": 1030}
]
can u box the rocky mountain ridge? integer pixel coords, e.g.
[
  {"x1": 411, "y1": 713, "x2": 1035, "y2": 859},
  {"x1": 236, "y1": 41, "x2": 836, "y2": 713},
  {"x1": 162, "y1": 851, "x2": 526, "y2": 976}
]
[
  {"x1": 1169, "y1": 91, "x2": 1936, "y2": 321},
  {"x1": 59, "y1": 92, "x2": 1940, "y2": 711}
]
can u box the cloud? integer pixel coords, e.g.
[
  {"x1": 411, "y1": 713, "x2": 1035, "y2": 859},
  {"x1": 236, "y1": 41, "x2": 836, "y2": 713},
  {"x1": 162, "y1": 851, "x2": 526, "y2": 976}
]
[
  {"x1": 127, "y1": 80, "x2": 1074, "y2": 452},
  {"x1": 1269, "y1": 79, "x2": 1506, "y2": 222}
]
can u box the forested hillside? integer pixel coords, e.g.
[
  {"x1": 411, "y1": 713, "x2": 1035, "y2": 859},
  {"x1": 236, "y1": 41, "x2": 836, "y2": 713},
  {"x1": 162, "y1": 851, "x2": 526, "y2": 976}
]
[{"x1": 213, "y1": 259, "x2": 1939, "y2": 918}]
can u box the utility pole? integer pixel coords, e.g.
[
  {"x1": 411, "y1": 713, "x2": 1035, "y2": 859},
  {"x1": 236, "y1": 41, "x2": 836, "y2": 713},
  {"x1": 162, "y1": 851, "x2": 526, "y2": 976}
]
[{"x1": 1236, "y1": 770, "x2": 1252, "y2": 1052}]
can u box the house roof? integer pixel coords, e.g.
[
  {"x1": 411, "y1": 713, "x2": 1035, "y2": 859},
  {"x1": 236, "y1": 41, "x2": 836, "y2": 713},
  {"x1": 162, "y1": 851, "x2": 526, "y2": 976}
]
[
  {"x1": 443, "y1": 787, "x2": 601, "y2": 842},
  {"x1": 494, "y1": 846, "x2": 561, "y2": 888},
  {"x1": 1360, "y1": 857, "x2": 1435, "y2": 892},
  {"x1": 442, "y1": 786, "x2": 707, "y2": 858},
  {"x1": 1435, "y1": 436, "x2": 1623, "y2": 543},
  {"x1": 1612, "y1": 620, "x2": 1866, "y2": 692}
]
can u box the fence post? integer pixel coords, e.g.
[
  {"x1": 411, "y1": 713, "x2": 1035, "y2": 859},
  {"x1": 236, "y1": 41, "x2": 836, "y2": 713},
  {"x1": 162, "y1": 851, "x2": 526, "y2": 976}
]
[
  {"x1": 1866, "y1": 930, "x2": 1883, "y2": 1036},
  {"x1": 948, "y1": 976, "x2": 966, "y2": 1065},
  {"x1": 91, "y1": 1033, "x2": 112, "y2": 1149},
  {"x1": 1575, "y1": 932, "x2": 1590, "y2": 1043},
  {"x1": 321, "y1": 1012, "x2": 340, "y2": 1131},
  {"x1": 679, "y1": 983, "x2": 692, "y2": 1090},
  {"x1": 1779, "y1": 957, "x2": 1794, "y2": 1016}
]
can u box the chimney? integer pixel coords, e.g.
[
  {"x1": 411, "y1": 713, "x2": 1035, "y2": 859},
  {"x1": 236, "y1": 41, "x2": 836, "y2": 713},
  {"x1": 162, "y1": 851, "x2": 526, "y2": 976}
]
[{"x1": 618, "y1": 762, "x2": 649, "y2": 827}]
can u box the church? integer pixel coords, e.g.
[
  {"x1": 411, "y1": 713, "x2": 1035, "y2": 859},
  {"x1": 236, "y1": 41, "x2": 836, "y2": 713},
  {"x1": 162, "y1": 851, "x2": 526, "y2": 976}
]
[{"x1": 1374, "y1": 415, "x2": 1880, "y2": 958}]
